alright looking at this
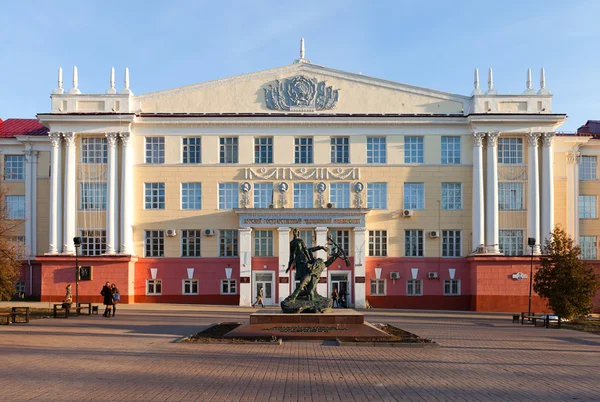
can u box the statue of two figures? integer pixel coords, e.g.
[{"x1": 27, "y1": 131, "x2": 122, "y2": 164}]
[{"x1": 281, "y1": 228, "x2": 351, "y2": 313}]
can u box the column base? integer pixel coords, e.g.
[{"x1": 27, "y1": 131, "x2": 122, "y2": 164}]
[
  {"x1": 47, "y1": 245, "x2": 59, "y2": 255},
  {"x1": 528, "y1": 245, "x2": 541, "y2": 256},
  {"x1": 62, "y1": 246, "x2": 75, "y2": 255}
]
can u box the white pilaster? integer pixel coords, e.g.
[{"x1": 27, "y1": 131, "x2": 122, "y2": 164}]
[
  {"x1": 277, "y1": 227, "x2": 290, "y2": 302},
  {"x1": 62, "y1": 132, "x2": 76, "y2": 254},
  {"x1": 105, "y1": 132, "x2": 119, "y2": 254},
  {"x1": 119, "y1": 132, "x2": 133, "y2": 254},
  {"x1": 315, "y1": 227, "x2": 328, "y2": 296},
  {"x1": 485, "y1": 132, "x2": 500, "y2": 254},
  {"x1": 48, "y1": 133, "x2": 61, "y2": 254},
  {"x1": 526, "y1": 133, "x2": 541, "y2": 255},
  {"x1": 30, "y1": 150, "x2": 38, "y2": 256},
  {"x1": 472, "y1": 132, "x2": 486, "y2": 252},
  {"x1": 353, "y1": 227, "x2": 367, "y2": 308},
  {"x1": 24, "y1": 150, "x2": 33, "y2": 257},
  {"x1": 566, "y1": 150, "x2": 580, "y2": 240},
  {"x1": 541, "y1": 133, "x2": 555, "y2": 244},
  {"x1": 239, "y1": 227, "x2": 252, "y2": 306}
]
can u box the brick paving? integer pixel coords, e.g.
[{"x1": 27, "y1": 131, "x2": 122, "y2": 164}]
[{"x1": 0, "y1": 304, "x2": 599, "y2": 401}]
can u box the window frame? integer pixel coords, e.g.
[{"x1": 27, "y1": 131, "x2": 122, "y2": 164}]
[
  {"x1": 367, "y1": 183, "x2": 387, "y2": 209},
  {"x1": 404, "y1": 183, "x2": 425, "y2": 210},
  {"x1": 366, "y1": 137, "x2": 386, "y2": 164},
  {"x1": 181, "y1": 230, "x2": 202, "y2": 257},
  {"x1": 580, "y1": 236, "x2": 597, "y2": 260},
  {"x1": 254, "y1": 230, "x2": 274, "y2": 257},
  {"x1": 219, "y1": 137, "x2": 239, "y2": 164},
  {"x1": 406, "y1": 279, "x2": 423, "y2": 296},
  {"x1": 145, "y1": 137, "x2": 165, "y2": 164},
  {"x1": 497, "y1": 138, "x2": 523, "y2": 164},
  {"x1": 293, "y1": 183, "x2": 313, "y2": 208},
  {"x1": 498, "y1": 229, "x2": 524, "y2": 256},
  {"x1": 182, "y1": 279, "x2": 199, "y2": 295},
  {"x1": 405, "y1": 230, "x2": 424, "y2": 257},
  {"x1": 80, "y1": 230, "x2": 107, "y2": 256},
  {"x1": 144, "y1": 182, "x2": 166, "y2": 210},
  {"x1": 294, "y1": 137, "x2": 313, "y2": 164},
  {"x1": 182, "y1": 137, "x2": 202, "y2": 164},
  {"x1": 444, "y1": 279, "x2": 461, "y2": 296},
  {"x1": 80, "y1": 182, "x2": 107, "y2": 211},
  {"x1": 441, "y1": 136, "x2": 461, "y2": 165},
  {"x1": 254, "y1": 137, "x2": 273, "y2": 164},
  {"x1": 181, "y1": 182, "x2": 202, "y2": 210},
  {"x1": 218, "y1": 183, "x2": 239, "y2": 210},
  {"x1": 253, "y1": 183, "x2": 273, "y2": 209},
  {"x1": 219, "y1": 229, "x2": 239, "y2": 257},
  {"x1": 144, "y1": 230, "x2": 165, "y2": 257},
  {"x1": 329, "y1": 182, "x2": 351, "y2": 208},
  {"x1": 3, "y1": 155, "x2": 25, "y2": 181},
  {"x1": 580, "y1": 156, "x2": 597, "y2": 181},
  {"x1": 146, "y1": 279, "x2": 162, "y2": 295},
  {"x1": 330, "y1": 137, "x2": 350, "y2": 164},
  {"x1": 221, "y1": 279, "x2": 237, "y2": 295},
  {"x1": 442, "y1": 230, "x2": 461, "y2": 257},
  {"x1": 368, "y1": 230, "x2": 387, "y2": 257},
  {"x1": 5, "y1": 195, "x2": 25, "y2": 220},
  {"x1": 404, "y1": 136, "x2": 424, "y2": 164},
  {"x1": 370, "y1": 279, "x2": 386, "y2": 296},
  {"x1": 81, "y1": 137, "x2": 108, "y2": 164},
  {"x1": 441, "y1": 183, "x2": 462, "y2": 210},
  {"x1": 579, "y1": 195, "x2": 597, "y2": 219},
  {"x1": 498, "y1": 182, "x2": 524, "y2": 211}
]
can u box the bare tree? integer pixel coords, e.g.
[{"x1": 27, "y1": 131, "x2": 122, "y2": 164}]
[{"x1": 0, "y1": 189, "x2": 22, "y2": 300}]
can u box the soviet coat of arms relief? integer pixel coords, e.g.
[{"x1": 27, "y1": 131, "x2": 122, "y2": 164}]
[{"x1": 263, "y1": 75, "x2": 340, "y2": 112}]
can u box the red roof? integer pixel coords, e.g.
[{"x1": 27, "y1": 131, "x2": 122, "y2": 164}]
[{"x1": 0, "y1": 119, "x2": 48, "y2": 138}]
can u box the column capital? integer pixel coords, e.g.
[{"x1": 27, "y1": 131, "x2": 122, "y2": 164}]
[
  {"x1": 353, "y1": 227, "x2": 367, "y2": 234},
  {"x1": 239, "y1": 227, "x2": 252, "y2": 234},
  {"x1": 119, "y1": 132, "x2": 132, "y2": 146},
  {"x1": 48, "y1": 132, "x2": 62, "y2": 147},
  {"x1": 24, "y1": 149, "x2": 39, "y2": 162},
  {"x1": 62, "y1": 132, "x2": 76, "y2": 147},
  {"x1": 106, "y1": 132, "x2": 119, "y2": 148},
  {"x1": 566, "y1": 150, "x2": 581, "y2": 165},
  {"x1": 526, "y1": 132, "x2": 541, "y2": 147},
  {"x1": 486, "y1": 131, "x2": 500, "y2": 147},
  {"x1": 541, "y1": 132, "x2": 555, "y2": 147},
  {"x1": 472, "y1": 132, "x2": 486, "y2": 147},
  {"x1": 277, "y1": 227, "x2": 290, "y2": 233},
  {"x1": 315, "y1": 227, "x2": 328, "y2": 234}
]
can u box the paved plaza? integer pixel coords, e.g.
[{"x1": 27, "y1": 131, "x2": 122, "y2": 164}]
[{"x1": 1, "y1": 303, "x2": 599, "y2": 402}]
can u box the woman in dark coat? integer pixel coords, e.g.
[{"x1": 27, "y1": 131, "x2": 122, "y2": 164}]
[
  {"x1": 100, "y1": 281, "x2": 113, "y2": 317},
  {"x1": 110, "y1": 284, "x2": 120, "y2": 317}
]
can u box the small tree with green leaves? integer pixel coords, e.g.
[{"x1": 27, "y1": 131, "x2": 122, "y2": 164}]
[{"x1": 534, "y1": 226, "x2": 600, "y2": 319}]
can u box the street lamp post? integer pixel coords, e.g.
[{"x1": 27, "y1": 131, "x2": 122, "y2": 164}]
[
  {"x1": 73, "y1": 237, "x2": 81, "y2": 314},
  {"x1": 527, "y1": 237, "x2": 536, "y2": 315}
]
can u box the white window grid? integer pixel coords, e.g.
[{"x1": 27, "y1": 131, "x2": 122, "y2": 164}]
[
  {"x1": 295, "y1": 137, "x2": 313, "y2": 164},
  {"x1": 145, "y1": 183, "x2": 165, "y2": 209},
  {"x1": 145, "y1": 137, "x2": 165, "y2": 164},
  {"x1": 81, "y1": 138, "x2": 107, "y2": 164},
  {"x1": 147, "y1": 279, "x2": 162, "y2": 295},
  {"x1": 181, "y1": 230, "x2": 202, "y2": 257},
  {"x1": 218, "y1": 183, "x2": 239, "y2": 209},
  {"x1": 253, "y1": 183, "x2": 273, "y2": 208},
  {"x1": 299, "y1": 230, "x2": 314, "y2": 248},
  {"x1": 81, "y1": 183, "x2": 107, "y2": 210},
  {"x1": 294, "y1": 183, "x2": 313, "y2": 208},
  {"x1": 579, "y1": 195, "x2": 597, "y2": 219},
  {"x1": 221, "y1": 279, "x2": 237, "y2": 294},
  {"x1": 181, "y1": 183, "x2": 202, "y2": 210},
  {"x1": 183, "y1": 137, "x2": 201, "y2": 164},
  {"x1": 330, "y1": 229, "x2": 350, "y2": 256},
  {"x1": 254, "y1": 230, "x2": 274, "y2": 256},
  {"x1": 580, "y1": 156, "x2": 597, "y2": 181},
  {"x1": 405, "y1": 230, "x2": 423, "y2": 257},
  {"x1": 370, "y1": 279, "x2": 386, "y2": 296},
  {"x1": 330, "y1": 183, "x2": 350, "y2": 208},
  {"x1": 367, "y1": 183, "x2": 387, "y2": 209},
  {"x1": 15, "y1": 281, "x2": 26, "y2": 294},
  {"x1": 498, "y1": 182, "x2": 524, "y2": 211},
  {"x1": 4, "y1": 155, "x2": 24, "y2": 181},
  {"x1": 441, "y1": 136, "x2": 461, "y2": 164},
  {"x1": 404, "y1": 183, "x2": 424, "y2": 210},
  {"x1": 407, "y1": 279, "x2": 423, "y2": 296},
  {"x1": 442, "y1": 230, "x2": 461, "y2": 257},
  {"x1": 444, "y1": 279, "x2": 461, "y2": 296},
  {"x1": 367, "y1": 137, "x2": 386, "y2": 164},
  {"x1": 404, "y1": 136, "x2": 424, "y2": 164},
  {"x1": 220, "y1": 230, "x2": 238, "y2": 257},
  {"x1": 254, "y1": 137, "x2": 273, "y2": 164},
  {"x1": 145, "y1": 230, "x2": 164, "y2": 257},
  {"x1": 9, "y1": 236, "x2": 26, "y2": 259},
  {"x1": 441, "y1": 183, "x2": 462, "y2": 210},
  {"x1": 80, "y1": 230, "x2": 107, "y2": 256},
  {"x1": 330, "y1": 137, "x2": 350, "y2": 164},
  {"x1": 220, "y1": 137, "x2": 238, "y2": 163},
  {"x1": 580, "y1": 236, "x2": 597, "y2": 260},
  {"x1": 498, "y1": 138, "x2": 523, "y2": 164},
  {"x1": 183, "y1": 279, "x2": 199, "y2": 295},
  {"x1": 5, "y1": 195, "x2": 25, "y2": 219},
  {"x1": 499, "y1": 230, "x2": 524, "y2": 256},
  {"x1": 369, "y1": 230, "x2": 387, "y2": 257}
]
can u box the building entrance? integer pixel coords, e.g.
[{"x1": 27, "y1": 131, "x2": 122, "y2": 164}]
[
  {"x1": 253, "y1": 272, "x2": 275, "y2": 306},
  {"x1": 329, "y1": 272, "x2": 351, "y2": 307}
]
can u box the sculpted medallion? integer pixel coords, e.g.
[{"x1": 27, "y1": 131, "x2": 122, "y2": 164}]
[{"x1": 264, "y1": 75, "x2": 339, "y2": 111}]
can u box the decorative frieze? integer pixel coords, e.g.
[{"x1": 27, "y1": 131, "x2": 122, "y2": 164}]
[{"x1": 244, "y1": 167, "x2": 360, "y2": 181}]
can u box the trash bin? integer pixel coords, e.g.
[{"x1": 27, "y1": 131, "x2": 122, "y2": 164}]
[{"x1": 512, "y1": 314, "x2": 520, "y2": 323}]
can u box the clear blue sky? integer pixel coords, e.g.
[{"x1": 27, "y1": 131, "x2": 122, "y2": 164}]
[{"x1": 1, "y1": 0, "x2": 597, "y2": 131}]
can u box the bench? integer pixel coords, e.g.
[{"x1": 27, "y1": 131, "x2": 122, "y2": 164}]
[
  {"x1": 0, "y1": 307, "x2": 30, "y2": 325},
  {"x1": 520, "y1": 312, "x2": 562, "y2": 328}
]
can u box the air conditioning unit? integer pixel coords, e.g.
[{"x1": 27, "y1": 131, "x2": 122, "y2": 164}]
[
  {"x1": 327, "y1": 203, "x2": 334, "y2": 209},
  {"x1": 403, "y1": 209, "x2": 413, "y2": 217},
  {"x1": 268, "y1": 204, "x2": 275, "y2": 209},
  {"x1": 204, "y1": 229, "x2": 215, "y2": 236},
  {"x1": 166, "y1": 229, "x2": 177, "y2": 237},
  {"x1": 429, "y1": 230, "x2": 440, "y2": 238},
  {"x1": 428, "y1": 272, "x2": 438, "y2": 279},
  {"x1": 390, "y1": 272, "x2": 401, "y2": 279}
]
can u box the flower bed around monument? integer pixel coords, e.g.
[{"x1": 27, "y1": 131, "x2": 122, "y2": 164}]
[
  {"x1": 181, "y1": 322, "x2": 282, "y2": 344},
  {"x1": 335, "y1": 323, "x2": 438, "y2": 347}
]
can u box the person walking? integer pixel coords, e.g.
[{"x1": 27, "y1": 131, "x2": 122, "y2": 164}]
[
  {"x1": 331, "y1": 288, "x2": 339, "y2": 308},
  {"x1": 62, "y1": 284, "x2": 73, "y2": 311},
  {"x1": 100, "y1": 281, "x2": 113, "y2": 318},
  {"x1": 111, "y1": 284, "x2": 120, "y2": 317},
  {"x1": 253, "y1": 286, "x2": 265, "y2": 308}
]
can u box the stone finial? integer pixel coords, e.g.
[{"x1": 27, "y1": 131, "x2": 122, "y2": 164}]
[
  {"x1": 68, "y1": 66, "x2": 81, "y2": 94},
  {"x1": 293, "y1": 38, "x2": 310, "y2": 64},
  {"x1": 486, "y1": 68, "x2": 497, "y2": 95},
  {"x1": 52, "y1": 67, "x2": 64, "y2": 94},
  {"x1": 538, "y1": 67, "x2": 551, "y2": 95},
  {"x1": 472, "y1": 68, "x2": 483, "y2": 95},
  {"x1": 107, "y1": 67, "x2": 117, "y2": 94},
  {"x1": 524, "y1": 68, "x2": 536, "y2": 95},
  {"x1": 121, "y1": 67, "x2": 133, "y2": 95}
]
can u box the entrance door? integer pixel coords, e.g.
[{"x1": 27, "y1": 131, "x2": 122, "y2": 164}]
[
  {"x1": 330, "y1": 272, "x2": 351, "y2": 307},
  {"x1": 254, "y1": 272, "x2": 275, "y2": 306}
]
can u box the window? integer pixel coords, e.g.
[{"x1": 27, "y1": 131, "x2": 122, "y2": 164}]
[
  {"x1": 295, "y1": 137, "x2": 313, "y2": 164},
  {"x1": 499, "y1": 230, "x2": 524, "y2": 256},
  {"x1": 330, "y1": 183, "x2": 350, "y2": 208},
  {"x1": 405, "y1": 230, "x2": 424, "y2": 257},
  {"x1": 81, "y1": 138, "x2": 107, "y2": 164},
  {"x1": 220, "y1": 137, "x2": 238, "y2": 163},
  {"x1": 330, "y1": 137, "x2": 349, "y2": 164},
  {"x1": 369, "y1": 230, "x2": 387, "y2": 257},
  {"x1": 81, "y1": 183, "x2": 107, "y2": 210},
  {"x1": 145, "y1": 137, "x2": 165, "y2": 164},
  {"x1": 441, "y1": 136, "x2": 461, "y2": 164},
  {"x1": 330, "y1": 229, "x2": 350, "y2": 256},
  {"x1": 15, "y1": 281, "x2": 26, "y2": 294},
  {"x1": 580, "y1": 236, "x2": 597, "y2": 260},
  {"x1": 298, "y1": 230, "x2": 314, "y2": 248},
  {"x1": 404, "y1": 136, "x2": 424, "y2": 164},
  {"x1": 254, "y1": 230, "x2": 274, "y2": 256},
  {"x1": 146, "y1": 279, "x2": 162, "y2": 295},
  {"x1": 5, "y1": 196, "x2": 25, "y2": 219},
  {"x1": 407, "y1": 279, "x2": 423, "y2": 296},
  {"x1": 219, "y1": 230, "x2": 238, "y2": 257},
  {"x1": 9, "y1": 236, "x2": 26, "y2": 259},
  {"x1": 181, "y1": 183, "x2": 202, "y2": 210},
  {"x1": 183, "y1": 137, "x2": 201, "y2": 164},
  {"x1": 218, "y1": 183, "x2": 238, "y2": 209},
  {"x1": 442, "y1": 230, "x2": 461, "y2": 257},
  {"x1": 441, "y1": 183, "x2": 462, "y2": 210},
  {"x1": 144, "y1": 183, "x2": 165, "y2": 209},
  {"x1": 80, "y1": 230, "x2": 106, "y2": 256},
  {"x1": 294, "y1": 183, "x2": 313, "y2": 208},
  {"x1": 181, "y1": 230, "x2": 202, "y2": 257},
  {"x1": 254, "y1": 137, "x2": 273, "y2": 164},
  {"x1": 145, "y1": 230, "x2": 164, "y2": 257},
  {"x1": 4, "y1": 155, "x2": 24, "y2": 180},
  {"x1": 579, "y1": 195, "x2": 597, "y2": 219},
  {"x1": 498, "y1": 183, "x2": 524, "y2": 211},
  {"x1": 253, "y1": 183, "x2": 273, "y2": 208},
  {"x1": 580, "y1": 156, "x2": 597, "y2": 181},
  {"x1": 367, "y1": 183, "x2": 387, "y2": 209},
  {"x1": 370, "y1": 279, "x2": 386, "y2": 296},
  {"x1": 404, "y1": 183, "x2": 424, "y2": 210},
  {"x1": 444, "y1": 279, "x2": 461, "y2": 296},
  {"x1": 367, "y1": 137, "x2": 386, "y2": 164},
  {"x1": 182, "y1": 279, "x2": 199, "y2": 295},
  {"x1": 221, "y1": 279, "x2": 237, "y2": 294},
  {"x1": 498, "y1": 138, "x2": 523, "y2": 164}
]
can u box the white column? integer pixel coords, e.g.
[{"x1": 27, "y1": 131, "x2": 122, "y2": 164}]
[
  {"x1": 24, "y1": 150, "x2": 33, "y2": 257},
  {"x1": 239, "y1": 227, "x2": 252, "y2": 306},
  {"x1": 541, "y1": 132, "x2": 555, "y2": 244},
  {"x1": 48, "y1": 133, "x2": 61, "y2": 254},
  {"x1": 485, "y1": 132, "x2": 500, "y2": 254},
  {"x1": 30, "y1": 151, "x2": 38, "y2": 256},
  {"x1": 566, "y1": 150, "x2": 579, "y2": 240},
  {"x1": 105, "y1": 133, "x2": 118, "y2": 254},
  {"x1": 315, "y1": 227, "x2": 328, "y2": 296},
  {"x1": 472, "y1": 132, "x2": 486, "y2": 252},
  {"x1": 277, "y1": 227, "x2": 290, "y2": 302},
  {"x1": 62, "y1": 132, "x2": 76, "y2": 254},
  {"x1": 526, "y1": 133, "x2": 541, "y2": 255},
  {"x1": 353, "y1": 227, "x2": 367, "y2": 309},
  {"x1": 119, "y1": 132, "x2": 133, "y2": 254}
]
